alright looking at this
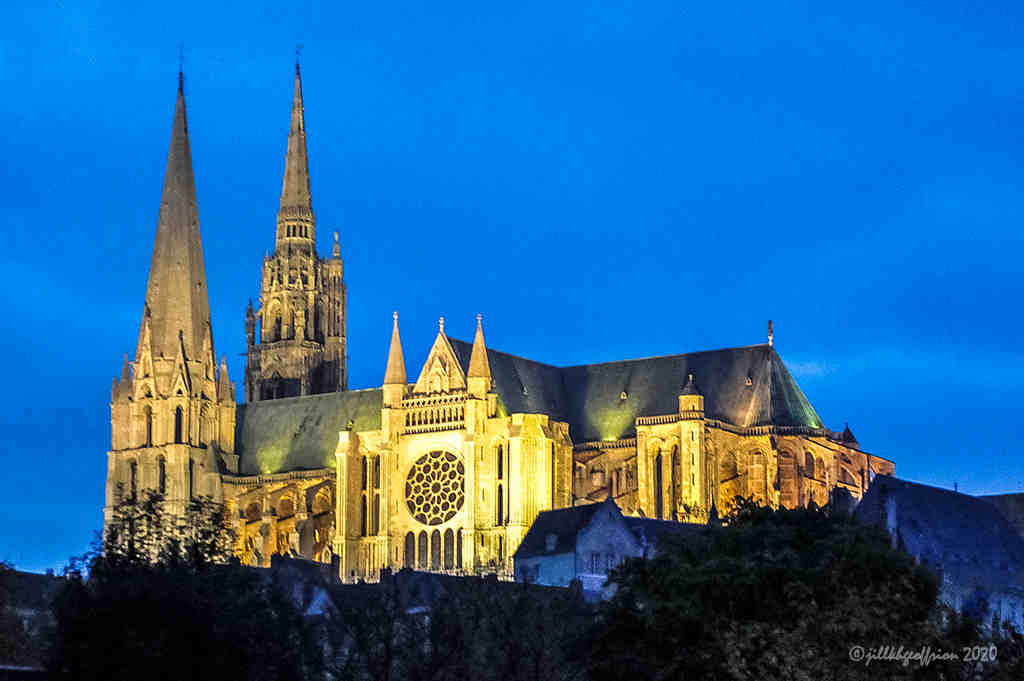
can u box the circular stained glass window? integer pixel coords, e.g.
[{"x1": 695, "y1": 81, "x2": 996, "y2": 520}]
[{"x1": 405, "y1": 450, "x2": 465, "y2": 525}]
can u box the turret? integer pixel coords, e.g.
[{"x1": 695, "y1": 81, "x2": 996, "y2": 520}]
[
  {"x1": 679, "y1": 373, "x2": 704, "y2": 415},
  {"x1": 382, "y1": 311, "x2": 406, "y2": 407},
  {"x1": 467, "y1": 314, "x2": 491, "y2": 398}
]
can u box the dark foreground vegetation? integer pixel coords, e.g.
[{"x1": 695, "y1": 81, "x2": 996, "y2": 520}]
[{"x1": 2, "y1": 494, "x2": 1023, "y2": 680}]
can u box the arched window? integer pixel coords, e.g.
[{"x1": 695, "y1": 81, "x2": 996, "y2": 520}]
[
  {"x1": 805, "y1": 452, "x2": 815, "y2": 479},
  {"x1": 654, "y1": 452, "x2": 664, "y2": 520},
  {"x1": 129, "y1": 461, "x2": 138, "y2": 502},
  {"x1": 158, "y1": 457, "x2": 166, "y2": 495},
  {"x1": 457, "y1": 531, "x2": 463, "y2": 569},
  {"x1": 671, "y1": 447, "x2": 679, "y2": 520},
  {"x1": 404, "y1": 532, "x2": 415, "y2": 569},
  {"x1": 496, "y1": 485, "x2": 504, "y2": 526},
  {"x1": 496, "y1": 444, "x2": 504, "y2": 480},
  {"x1": 144, "y1": 406, "x2": 153, "y2": 447},
  {"x1": 431, "y1": 530, "x2": 441, "y2": 570},
  {"x1": 418, "y1": 532, "x2": 428, "y2": 569},
  {"x1": 443, "y1": 529, "x2": 454, "y2": 570},
  {"x1": 550, "y1": 442, "x2": 556, "y2": 507},
  {"x1": 174, "y1": 407, "x2": 184, "y2": 444},
  {"x1": 188, "y1": 459, "x2": 194, "y2": 499},
  {"x1": 360, "y1": 496, "x2": 367, "y2": 537},
  {"x1": 372, "y1": 493, "x2": 380, "y2": 535}
]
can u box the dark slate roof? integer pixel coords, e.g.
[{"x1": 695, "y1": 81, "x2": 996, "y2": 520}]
[
  {"x1": 514, "y1": 500, "x2": 608, "y2": 560},
  {"x1": 5, "y1": 570, "x2": 63, "y2": 612},
  {"x1": 625, "y1": 517, "x2": 704, "y2": 550},
  {"x1": 236, "y1": 389, "x2": 382, "y2": 475},
  {"x1": 449, "y1": 340, "x2": 822, "y2": 443},
  {"x1": 855, "y1": 476, "x2": 1024, "y2": 572},
  {"x1": 982, "y1": 493, "x2": 1024, "y2": 540},
  {"x1": 449, "y1": 340, "x2": 569, "y2": 422}
]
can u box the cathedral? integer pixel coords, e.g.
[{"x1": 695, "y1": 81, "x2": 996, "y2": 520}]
[{"x1": 106, "y1": 66, "x2": 895, "y2": 581}]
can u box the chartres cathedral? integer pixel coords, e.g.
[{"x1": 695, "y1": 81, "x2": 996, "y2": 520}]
[{"x1": 106, "y1": 66, "x2": 895, "y2": 581}]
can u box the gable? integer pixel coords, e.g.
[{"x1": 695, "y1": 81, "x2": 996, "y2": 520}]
[{"x1": 413, "y1": 332, "x2": 466, "y2": 394}]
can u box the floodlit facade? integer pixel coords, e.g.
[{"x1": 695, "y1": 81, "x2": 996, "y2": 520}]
[{"x1": 106, "y1": 66, "x2": 895, "y2": 582}]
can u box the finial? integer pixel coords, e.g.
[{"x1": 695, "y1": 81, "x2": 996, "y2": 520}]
[
  {"x1": 332, "y1": 231, "x2": 340, "y2": 257},
  {"x1": 393, "y1": 310, "x2": 399, "y2": 323},
  {"x1": 687, "y1": 373, "x2": 694, "y2": 384},
  {"x1": 476, "y1": 313, "x2": 482, "y2": 328},
  {"x1": 439, "y1": 316, "x2": 445, "y2": 333},
  {"x1": 295, "y1": 43, "x2": 303, "y2": 75},
  {"x1": 178, "y1": 44, "x2": 184, "y2": 92},
  {"x1": 768, "y1": 320, "x2": 774, "y2": 347}
]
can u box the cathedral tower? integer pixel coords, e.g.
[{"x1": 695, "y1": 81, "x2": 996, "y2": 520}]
[
  {"x1": 108, "y1": 73, "x2": 236, "y2": 523},
  {"x1": 245, "y1": 62, "x2": 347, "y2": 401}
]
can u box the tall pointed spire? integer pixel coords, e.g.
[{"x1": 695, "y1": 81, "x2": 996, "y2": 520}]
[
  {"x1": 383, "y1": 311, "x2": 406, "y2": 386},
  {"x1": 468, "y1": 314, "x2": 491, "y2": 379},
  {"x1": 277, "y1": 60, "x2": 314, "y2": 243},
  {"x1": 139, "y1": 71, "x2": 211, "y2": 362}
]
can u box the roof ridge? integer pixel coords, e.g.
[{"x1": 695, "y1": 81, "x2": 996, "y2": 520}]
[
  {"x1": 448, "y1": 337, "x2": 771, "y2": 371},
  {"x1": 240, "y1": 386, "x2": 382, "y2": 406}
]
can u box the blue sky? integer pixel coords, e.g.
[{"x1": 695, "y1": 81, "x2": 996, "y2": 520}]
[{"x1": 1, "y1": 1, "x2": 1022, "y2": 572}]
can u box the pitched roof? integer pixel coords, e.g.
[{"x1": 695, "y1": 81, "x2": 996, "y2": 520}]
[
  {"x1": 448, "y1": 341, "x2": 823, "y2": 442},
  {"x1": 236, "y1": 389, "x2": 382, "y2": 475},
  {"x1": 448, "y1": 340, "x2": 569, "y2": 421},
  {"x1": 514, "y1": 500, "x2": 608, "y2": 559},
  {"x1": 981, "y1": 493, "x2": 1024, "y2": 540},
  {"x1": 139, "y1": 73, "x2": 211, "y2": 362},
  {"x1": 625, "y1": 517, "x2": 704, "y2": 550},
  {"x1": 855, "y1": 476, "x2": 1024, "y2": 573}
]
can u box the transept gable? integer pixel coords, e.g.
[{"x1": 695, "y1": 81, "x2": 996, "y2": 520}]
[{"x1": 413, "y1": 323, "x2": 466, "y2": 395}]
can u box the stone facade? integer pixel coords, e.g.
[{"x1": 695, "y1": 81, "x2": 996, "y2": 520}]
[{"x1": 106, "y1": 67, "x2": 895, "y2": 583}]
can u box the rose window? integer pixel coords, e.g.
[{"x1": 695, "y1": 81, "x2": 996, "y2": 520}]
[{"x1": 405, "y1": 451, "x2": 465, "y2": 525}]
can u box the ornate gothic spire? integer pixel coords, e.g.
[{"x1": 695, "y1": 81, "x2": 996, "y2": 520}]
[
  {"x1": 277, "y1": 61, "x2": 314, "y2": 242},
  {"x1": 383, "y1": 311, "x2": 407, "y2": 386},
  {"x1": 138, "y1": 71, "x2": 212, "y2": 362}
]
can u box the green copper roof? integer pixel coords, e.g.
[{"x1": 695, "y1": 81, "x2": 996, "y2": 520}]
[
  {"x1": 235, "y1": 389, "x2": 382, "y2": 475},
  {"x1": 449, "y1": 341, "x2": 823, "y2": 443}
]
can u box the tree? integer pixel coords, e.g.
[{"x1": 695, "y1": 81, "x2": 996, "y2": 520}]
[
  {"x1": 0, "y1": 560, "x2": 39, "y2": 667},
  {"x1": 585, "y1": 498, "x2": 962, "y2": 681},
  {"x1": 48, "y1": 491, "x2": 321, "y2": 681}
]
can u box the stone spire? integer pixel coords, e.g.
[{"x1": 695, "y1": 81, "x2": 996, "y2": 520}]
[
  {"x1": 277, "y1": 60, "x2": 314, "y2": 243},
  {"x1": 139, "y1": 71, "x2": 211, "y2": 363},
  {"x1": 468, "y1": 314, "x2": 491, "y2": 379},
  {"x1": 383, "y1": 311, "x2": 406, "y2": 386},
  {"x1": 467, "y1": 314, "x2": 491, "y2": 398}
]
